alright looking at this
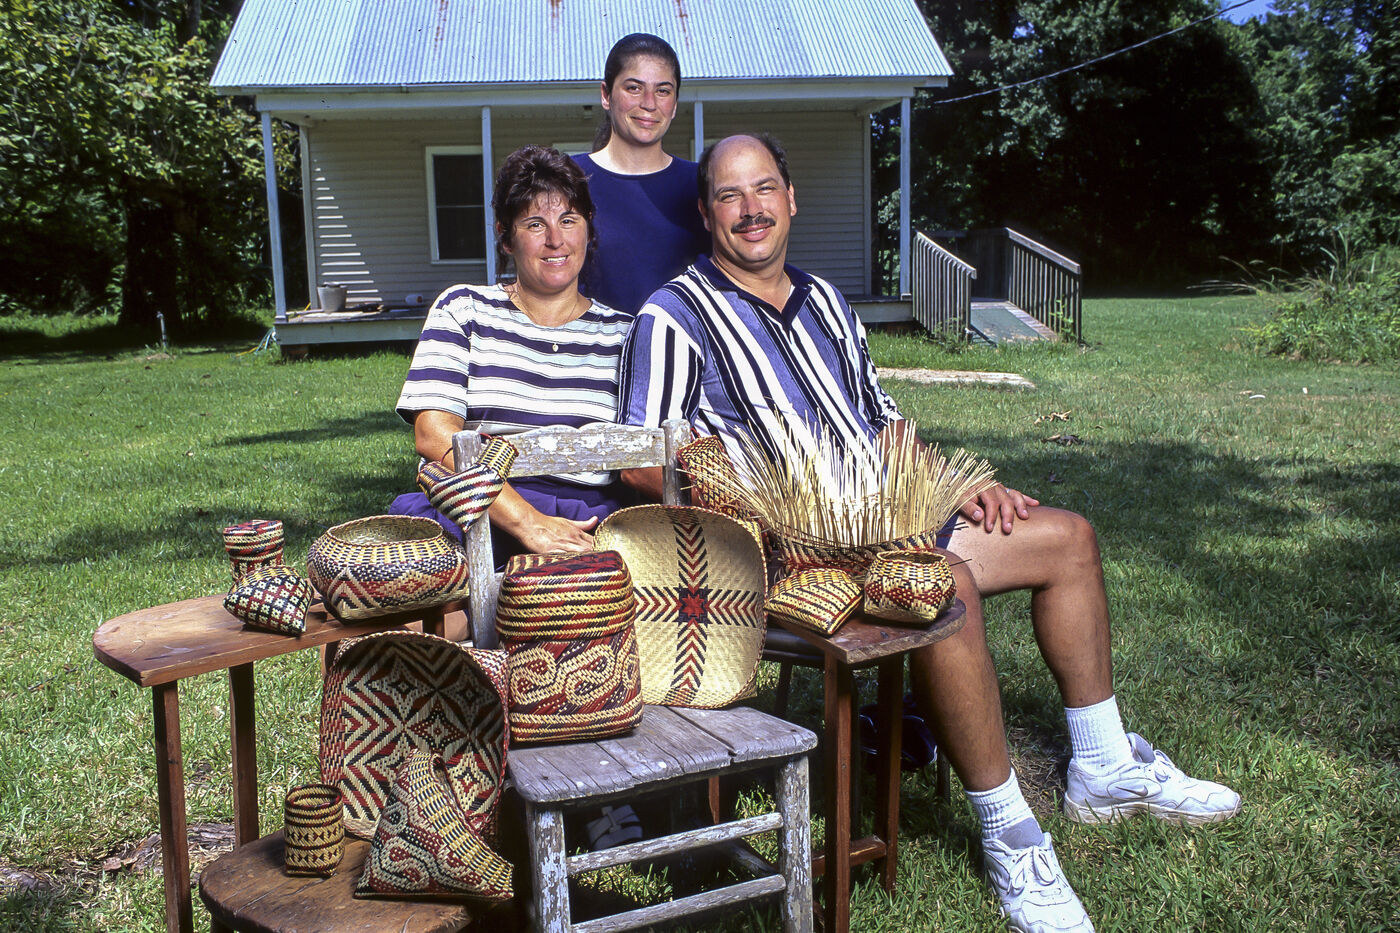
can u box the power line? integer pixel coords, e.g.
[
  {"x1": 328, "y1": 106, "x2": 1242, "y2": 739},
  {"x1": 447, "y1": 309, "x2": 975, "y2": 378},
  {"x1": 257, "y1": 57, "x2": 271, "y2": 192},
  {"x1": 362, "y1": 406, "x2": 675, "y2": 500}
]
[{"x1": 929, "y1": 0, "x2": 1262, "y2": 106}]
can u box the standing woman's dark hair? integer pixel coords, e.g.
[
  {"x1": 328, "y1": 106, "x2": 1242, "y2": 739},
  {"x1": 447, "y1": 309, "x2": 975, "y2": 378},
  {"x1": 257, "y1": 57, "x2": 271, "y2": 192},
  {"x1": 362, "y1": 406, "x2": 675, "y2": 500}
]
[{"x1": 591, "y1": 33, "x2": 683, "y2": 151}]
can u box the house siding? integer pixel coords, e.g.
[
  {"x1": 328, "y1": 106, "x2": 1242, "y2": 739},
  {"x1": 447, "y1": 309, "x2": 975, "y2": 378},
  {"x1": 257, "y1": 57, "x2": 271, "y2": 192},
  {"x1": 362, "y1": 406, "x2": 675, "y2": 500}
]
[{"x1": 307, "y1": 109, "x2": 868, "y2": 308}]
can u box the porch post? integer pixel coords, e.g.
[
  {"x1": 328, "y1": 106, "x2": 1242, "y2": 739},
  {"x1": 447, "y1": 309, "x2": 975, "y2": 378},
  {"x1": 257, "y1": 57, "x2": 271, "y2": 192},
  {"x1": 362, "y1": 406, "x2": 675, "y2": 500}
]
[
  {"x1": 482, "y1": 106, "x2": 496, "y2": 284},
  {"x1": 899, "y1": 96, "x2": 911, "y2": 297},
  {"x1": 261, "y1": 111, "x2": 287, "y2": 321},
  {"x1": 299, "y1": 124, "x2": 315, "y2": 311},
  {"x1": 693, "y1": 100, "x2": 705, "y2": 161}
]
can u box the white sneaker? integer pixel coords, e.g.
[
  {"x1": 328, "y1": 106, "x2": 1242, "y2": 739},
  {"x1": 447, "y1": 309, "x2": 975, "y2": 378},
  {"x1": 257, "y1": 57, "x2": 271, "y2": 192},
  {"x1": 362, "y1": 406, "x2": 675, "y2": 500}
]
[
  {"x1": 983, "y1": 834, "x2": 1095, "y2": 933},
  {"x1": 1064, "y1": 732, "x2": 1242, "y2": 826}
]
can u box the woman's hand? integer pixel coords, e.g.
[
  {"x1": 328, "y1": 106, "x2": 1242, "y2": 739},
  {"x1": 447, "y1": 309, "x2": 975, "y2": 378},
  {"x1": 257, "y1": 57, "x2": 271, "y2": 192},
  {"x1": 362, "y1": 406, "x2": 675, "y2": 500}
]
[
  {"x1": 516, "y1": 514, "x2": 599, "y2": 554},
  {"x1": 959, "y1": 483, "x2": 1040, "y2": 534}
]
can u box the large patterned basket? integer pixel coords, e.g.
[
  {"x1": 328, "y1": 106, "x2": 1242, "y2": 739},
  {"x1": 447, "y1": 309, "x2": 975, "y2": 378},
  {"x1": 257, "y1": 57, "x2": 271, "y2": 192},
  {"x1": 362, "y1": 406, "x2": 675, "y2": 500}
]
[
  {"x1": 319, "y1": 631, "x2": 509, "y2": 839},
  {"x1": 306, "y1": 515, "x2": 470, "y2": 622},
  {"x1": 356, "y1": 750, "x2": 513, "y2": 901},
  {"x1": 594, "y1": 506, "x2": 766, "y2": 709},
  {"x1": 495, "y1": 550, "x2": 642, "y2": 744},
  {"x1": 773, "y1": 525, "x2": 942, "y2": 581}
]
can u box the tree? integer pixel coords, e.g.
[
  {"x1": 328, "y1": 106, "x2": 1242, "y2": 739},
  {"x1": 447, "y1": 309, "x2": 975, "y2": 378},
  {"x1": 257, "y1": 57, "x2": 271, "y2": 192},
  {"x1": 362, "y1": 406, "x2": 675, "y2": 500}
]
[
  {"x1": 0, "y1": 0, "x2": 293, "y2": 332},
  {"x1": 1239, "y1": 0, "x2": 1400, "y2": 263},
  {"x1": 879, "y1": 0, "x2": 1277, "y2": 291}
]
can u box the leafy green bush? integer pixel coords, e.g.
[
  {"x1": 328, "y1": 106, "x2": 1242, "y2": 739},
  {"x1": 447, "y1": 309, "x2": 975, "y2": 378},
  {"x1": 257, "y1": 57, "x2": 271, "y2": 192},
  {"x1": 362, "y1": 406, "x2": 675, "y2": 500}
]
[{"x1": 1247, "y1": 246, "x2": 1400, "y2": 363}]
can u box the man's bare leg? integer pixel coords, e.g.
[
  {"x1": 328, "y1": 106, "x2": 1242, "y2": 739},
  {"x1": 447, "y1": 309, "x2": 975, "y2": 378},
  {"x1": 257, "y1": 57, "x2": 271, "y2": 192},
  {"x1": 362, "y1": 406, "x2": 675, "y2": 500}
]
[
  {"x1": 948, "y1": 506, "x2": 1112, "y2": 708},
  {"x1": 947, "y1": 505, "x2": 1241, "y2": 827},
  {"x1": 909, "y1": 553, "x2": 1095, "y2": 933}
]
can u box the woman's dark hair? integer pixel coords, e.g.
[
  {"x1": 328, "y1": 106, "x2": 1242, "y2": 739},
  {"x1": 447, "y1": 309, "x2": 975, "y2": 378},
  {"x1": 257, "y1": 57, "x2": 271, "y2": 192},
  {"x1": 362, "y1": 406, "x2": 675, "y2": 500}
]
[
  {"x1": 492, "y1": 146, "x2": 597, "y2": 260},
  {"x1": 591, "y1": 33, "x2": 682, "y2": 152}
]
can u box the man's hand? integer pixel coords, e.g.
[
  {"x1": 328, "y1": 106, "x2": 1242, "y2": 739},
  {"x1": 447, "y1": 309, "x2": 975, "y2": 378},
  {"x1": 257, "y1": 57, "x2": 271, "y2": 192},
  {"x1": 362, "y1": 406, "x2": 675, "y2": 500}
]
[{"x1": 960, "y1": 483, "x2": 1040, "y2": 534}]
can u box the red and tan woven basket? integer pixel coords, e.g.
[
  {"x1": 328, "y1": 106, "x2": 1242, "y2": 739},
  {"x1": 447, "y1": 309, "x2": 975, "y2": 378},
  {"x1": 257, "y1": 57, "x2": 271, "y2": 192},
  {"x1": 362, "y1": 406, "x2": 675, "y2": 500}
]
[
  {"x1": 222, "y1": 519, "x2": 285, "y2": 582},
  {"x1": 319, "y1": 631, "x2": 509, "y2": 839},
  {"x1": 306, "y1": 515, "x2": 470, "y2": 622},
  {"x1": 356, "y1": 750, "x2": 513, "y2": 901},
  {"x1": 765, "y1": 568, "x2": 862, "y2": 636},
  {"x1": 283, "y1": 782, "x2": 344, "y2": 877},
  {"x1": 594, "y1": 506, "x2": 766, "y2": 709},
  {"x1": 494, "y1": 550, "x2": 643, "y2": 745},
  {"x1": 862, "y1": 549, "x2": 957, "y2": 625}
]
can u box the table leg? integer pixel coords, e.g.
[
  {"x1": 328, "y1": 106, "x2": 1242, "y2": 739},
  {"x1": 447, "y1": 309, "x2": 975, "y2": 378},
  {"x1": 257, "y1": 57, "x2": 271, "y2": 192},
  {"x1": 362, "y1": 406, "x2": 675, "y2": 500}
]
[
  {"x1": 152, "y1": 682, "x2": 193, "y2": 933},
  {"x1": 874, "y1": 657, "x2": 904, "y2": 893},
  {"x1": 822, "y1": 657, "x2": 853, "y2": 933},
  {"x1": 228, "y1": 663, "x2": 259, "y2": 846}
]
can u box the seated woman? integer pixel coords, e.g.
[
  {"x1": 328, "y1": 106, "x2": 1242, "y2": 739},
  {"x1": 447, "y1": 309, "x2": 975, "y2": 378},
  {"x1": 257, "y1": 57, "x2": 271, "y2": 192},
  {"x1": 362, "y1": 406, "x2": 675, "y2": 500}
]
[{"x1": 391, "y1": 145, "x2": 635, "y2": 564}]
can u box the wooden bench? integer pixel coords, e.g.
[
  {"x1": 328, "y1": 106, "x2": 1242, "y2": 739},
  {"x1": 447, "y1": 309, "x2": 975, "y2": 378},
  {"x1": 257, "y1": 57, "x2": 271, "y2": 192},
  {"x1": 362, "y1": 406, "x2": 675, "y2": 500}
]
[{"x1": 92, "y1": 595, "x2": 463, "y2": 933}]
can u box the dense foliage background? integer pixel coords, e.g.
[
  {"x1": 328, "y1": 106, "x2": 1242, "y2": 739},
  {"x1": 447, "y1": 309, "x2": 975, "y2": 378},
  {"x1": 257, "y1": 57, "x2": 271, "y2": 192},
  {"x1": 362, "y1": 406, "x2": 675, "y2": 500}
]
[
  {"x1": 1, "y1": 1, "x2": 1395, "y2": 325},
  {"x1": 873, "y1": 0, "x2": 1399, "y2": 292}
]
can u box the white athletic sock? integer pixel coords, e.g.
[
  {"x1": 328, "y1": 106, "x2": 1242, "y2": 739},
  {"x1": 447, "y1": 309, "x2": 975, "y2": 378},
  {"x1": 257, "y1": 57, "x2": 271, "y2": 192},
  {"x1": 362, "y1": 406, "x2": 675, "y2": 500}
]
[
  {"x1": 1065, "y1": 694, "x2": 1134, "y2": 772},
  {"x1": 966, "y1": 769, "x2": 1039, "y2": 842}
]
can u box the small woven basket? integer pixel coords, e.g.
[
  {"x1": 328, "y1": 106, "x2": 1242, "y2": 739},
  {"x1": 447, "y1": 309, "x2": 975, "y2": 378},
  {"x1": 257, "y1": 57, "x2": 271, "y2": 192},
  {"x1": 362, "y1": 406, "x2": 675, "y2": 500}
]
[
  {"x1": 222, "y1": 519, "x2": 285, "y2": 582},
  {"x1": 305, "y1": 515, "x2": 469, "y2": 622},
  {"x1": 284, "y1": 782, "x2": 344, "y2": 876},
  {"x1": 862, "y1": 550, "x2": 957, "y2": 625},
  {"x1": 765, "y1": 568, "x2": 862, "y2": 636}
]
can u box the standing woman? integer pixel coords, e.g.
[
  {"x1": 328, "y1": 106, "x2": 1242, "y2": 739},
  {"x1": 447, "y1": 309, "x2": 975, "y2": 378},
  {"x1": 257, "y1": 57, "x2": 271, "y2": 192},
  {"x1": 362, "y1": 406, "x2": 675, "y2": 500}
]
[{"x1": 573, "y1": 33, "x2": 710, "y2": 315}]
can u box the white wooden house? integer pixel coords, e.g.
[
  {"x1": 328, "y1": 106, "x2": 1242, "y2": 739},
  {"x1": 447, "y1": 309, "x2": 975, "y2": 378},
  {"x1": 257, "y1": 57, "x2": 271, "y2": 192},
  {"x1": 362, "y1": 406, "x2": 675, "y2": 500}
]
[{"x1": 212, "y1": 0, "x2": 952, "y2": 347}]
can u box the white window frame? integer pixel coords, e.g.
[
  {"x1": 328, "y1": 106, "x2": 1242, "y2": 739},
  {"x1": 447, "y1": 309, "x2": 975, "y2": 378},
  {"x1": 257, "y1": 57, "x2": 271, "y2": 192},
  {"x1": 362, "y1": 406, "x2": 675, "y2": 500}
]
[{"x1": 425, "y1": 145, "x2": 486, "y2": 264}]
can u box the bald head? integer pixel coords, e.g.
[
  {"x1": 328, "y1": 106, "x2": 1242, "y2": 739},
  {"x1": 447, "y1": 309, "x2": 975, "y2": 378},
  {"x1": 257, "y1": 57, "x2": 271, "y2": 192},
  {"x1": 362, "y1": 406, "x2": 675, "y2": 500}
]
[{"x1": 698, "y1": 134, "x2": 792, "y2": 202}]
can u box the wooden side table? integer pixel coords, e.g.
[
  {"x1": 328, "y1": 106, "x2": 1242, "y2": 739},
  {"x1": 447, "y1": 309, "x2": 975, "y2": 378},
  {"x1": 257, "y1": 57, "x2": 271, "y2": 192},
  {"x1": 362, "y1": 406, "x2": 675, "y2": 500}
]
[
  {"x1": 769, "y1": 601, "x2": 966, "y2": 933},
  {"x1": 93, "y1": 595, "x2": 447, "y2": 933}
]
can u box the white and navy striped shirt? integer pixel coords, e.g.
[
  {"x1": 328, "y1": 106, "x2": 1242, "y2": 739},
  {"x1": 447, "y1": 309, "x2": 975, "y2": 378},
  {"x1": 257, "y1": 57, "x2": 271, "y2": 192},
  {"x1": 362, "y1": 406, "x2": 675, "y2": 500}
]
[
  {"x1": 618, "y1": 256, "x2": 902, "y2": 465},
  {"x1": 397, "y1": 283, "x2": 634, "y2": 488}
]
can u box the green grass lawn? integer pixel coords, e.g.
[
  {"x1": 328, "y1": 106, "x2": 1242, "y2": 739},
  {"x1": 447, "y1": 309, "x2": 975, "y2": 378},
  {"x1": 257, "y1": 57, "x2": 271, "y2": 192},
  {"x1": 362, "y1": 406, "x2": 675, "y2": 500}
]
[{"x1": 1, "y1": 297, "x2": 1396, "y2": 931}]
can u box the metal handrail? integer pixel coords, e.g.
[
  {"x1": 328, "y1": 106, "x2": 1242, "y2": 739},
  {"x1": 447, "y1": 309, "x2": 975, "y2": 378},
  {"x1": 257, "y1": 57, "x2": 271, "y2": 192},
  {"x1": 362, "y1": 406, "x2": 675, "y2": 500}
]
[
  {"x1": 1002, "y1": 228, "x2": 1082, "y2": 341},
  {"x1": 911, "y1": 232, "x2": 975, "y2": 339}
]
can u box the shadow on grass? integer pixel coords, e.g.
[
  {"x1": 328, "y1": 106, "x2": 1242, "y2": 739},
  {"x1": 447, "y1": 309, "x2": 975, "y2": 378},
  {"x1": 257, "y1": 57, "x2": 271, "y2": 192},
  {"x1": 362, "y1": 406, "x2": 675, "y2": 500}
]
[
  {"x1": 0, "y1": 315, "x2": 269, "y2": 362},
  {"x1": 916, "y1": 427, "x2": 1400, "y2": 765},
  {"x1": 213, "y1": 410, "x2": 404, "y2": 449}
]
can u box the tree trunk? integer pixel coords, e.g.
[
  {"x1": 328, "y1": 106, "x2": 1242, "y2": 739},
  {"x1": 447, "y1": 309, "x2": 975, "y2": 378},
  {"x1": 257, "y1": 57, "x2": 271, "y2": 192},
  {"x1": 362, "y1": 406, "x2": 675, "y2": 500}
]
[{"x1": 119, "y1": 186, "x2": 182, "y2": 336}]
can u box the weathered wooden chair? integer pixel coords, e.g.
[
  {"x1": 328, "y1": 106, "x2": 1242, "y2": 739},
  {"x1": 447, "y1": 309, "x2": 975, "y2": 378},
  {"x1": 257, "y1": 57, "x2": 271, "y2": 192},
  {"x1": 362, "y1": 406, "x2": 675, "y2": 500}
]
[{"x1": 455, "y1": 422, "x2": 817, "y2": 933}]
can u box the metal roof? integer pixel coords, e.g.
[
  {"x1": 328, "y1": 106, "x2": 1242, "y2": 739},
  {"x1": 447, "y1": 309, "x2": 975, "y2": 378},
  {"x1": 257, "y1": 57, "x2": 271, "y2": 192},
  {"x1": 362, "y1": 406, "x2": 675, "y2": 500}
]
[{"x1": 211, "y1": 0, "x2": 951, "y2": 92}]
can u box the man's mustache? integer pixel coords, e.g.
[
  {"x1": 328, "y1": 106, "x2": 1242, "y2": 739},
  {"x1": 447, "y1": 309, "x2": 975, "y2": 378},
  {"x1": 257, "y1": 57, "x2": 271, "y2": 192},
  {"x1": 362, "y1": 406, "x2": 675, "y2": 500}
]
[{"x1": 731, "y1": 215, "x2": 776, "y2": 233}]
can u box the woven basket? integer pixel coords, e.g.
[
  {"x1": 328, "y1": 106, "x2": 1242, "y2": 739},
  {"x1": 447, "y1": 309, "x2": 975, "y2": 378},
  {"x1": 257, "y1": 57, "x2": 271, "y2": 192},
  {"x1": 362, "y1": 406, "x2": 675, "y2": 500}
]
[
  {"x1": 774, "y1": 525, "x2": 941, "y2": 581},
  {"x1": 224, "y1": 564, "x2": 312, "y2": 635},
  {"x1": 306, "y1": 515, "x2": 469, "y2": 622},
  {"x1": 320, "y1": 631, "x2": 509, "y2": 839},
  {"x1": 356, "y1": 750, "x2": 512, "y2": 901},
  {"x1": 594, "y1": 506, "x2": 766, "y2": 709},
  {"x1": 284, "y1": 783, "x2": 344, "y2": 876},
  {"x1": 495, "y1": 550, "x2": 642, "y2": 744},
  {"x1": 222, "y1": 519, "x2": 285, "y2": 582},
  {"x1": 862, "y1": 549, "x2": 957, "y2": 625},
  {"x1": 416, "y1": 437, "x2": 518, "y2": 533},
  {"x1": 765, "y1": 568, "x2": 862, "y2": 637}
]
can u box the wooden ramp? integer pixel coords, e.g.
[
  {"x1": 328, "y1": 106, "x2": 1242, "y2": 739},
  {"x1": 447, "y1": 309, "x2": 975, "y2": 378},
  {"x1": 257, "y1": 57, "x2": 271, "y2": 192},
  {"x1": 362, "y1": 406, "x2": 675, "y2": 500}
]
[{"x1": 969, "y1": 299, "x2": 1058, "y2": 346}]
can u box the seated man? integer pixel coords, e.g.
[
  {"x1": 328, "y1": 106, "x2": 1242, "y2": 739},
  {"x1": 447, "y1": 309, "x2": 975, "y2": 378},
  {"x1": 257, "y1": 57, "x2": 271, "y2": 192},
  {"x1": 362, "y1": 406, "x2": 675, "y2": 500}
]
[{"x1": 617, "y1": 133, "x2": 1240, "y2": 933}]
